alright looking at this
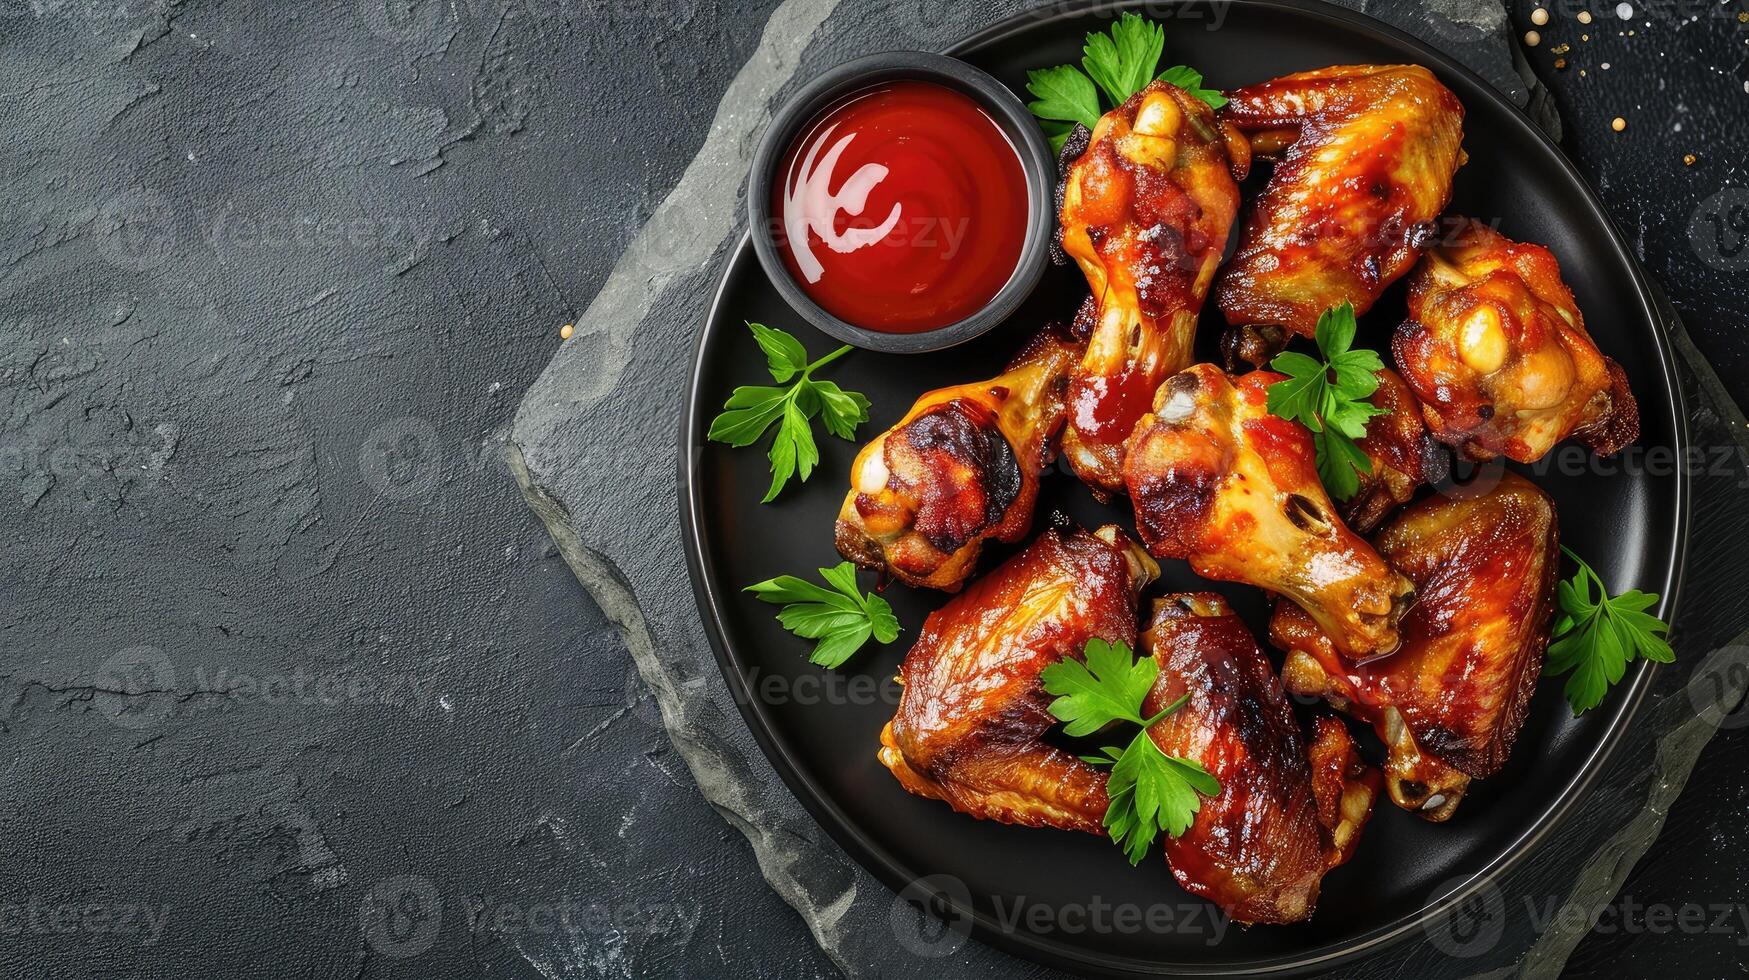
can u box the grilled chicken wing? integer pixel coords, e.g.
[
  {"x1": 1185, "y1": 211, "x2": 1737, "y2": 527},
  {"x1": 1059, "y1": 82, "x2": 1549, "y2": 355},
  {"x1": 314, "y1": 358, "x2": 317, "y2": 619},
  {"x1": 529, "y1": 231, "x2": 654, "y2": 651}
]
[
  {"x1": 878, "y1": 525, "x2": 1158, "y2": 832},
  {"x1": 1141, "y1": 594, "x2": 1377, "y2": 924},
  {"x1": 1215, "y1": 64, "x2": 1465, "y2": 364},
  {"x1": 1394, "y1": 220, "x2": 1640, "y2": 462},
  {"x1": 1271, "y1": 471, "x2": 1559, "y2": 821},
  {"x1": 836, "y1": 326, "x2": 1082, "y2": 591},
  {"x1": 1123, "y1": 364, "x2": 1415, "y2": 661},
  {"x1": 1055, "y1": 80, "x2": 1248, "y2": 492},
  {"x1": 1343, "y1": 367, "x2": 1448, "y2": 534}
]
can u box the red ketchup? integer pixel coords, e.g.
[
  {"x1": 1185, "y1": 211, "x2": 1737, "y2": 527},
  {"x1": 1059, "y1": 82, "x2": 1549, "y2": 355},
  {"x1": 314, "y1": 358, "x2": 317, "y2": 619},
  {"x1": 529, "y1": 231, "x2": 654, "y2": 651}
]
[{"x1": 772, "y1": 80, "x2": 1028, "y2": 334}]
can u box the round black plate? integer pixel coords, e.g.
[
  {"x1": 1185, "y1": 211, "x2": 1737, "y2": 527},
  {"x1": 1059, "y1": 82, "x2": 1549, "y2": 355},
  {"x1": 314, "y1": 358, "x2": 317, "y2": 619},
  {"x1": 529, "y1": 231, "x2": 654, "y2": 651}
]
[{"x1": 679, "y1": 1, "x2": 1689, "y2": 974}]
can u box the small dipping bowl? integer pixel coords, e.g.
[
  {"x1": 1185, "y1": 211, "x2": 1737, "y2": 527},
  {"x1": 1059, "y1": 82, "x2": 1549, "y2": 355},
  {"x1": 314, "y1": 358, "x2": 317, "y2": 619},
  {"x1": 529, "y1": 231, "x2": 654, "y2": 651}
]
[{"x1": 747, "y1": 51, "x2": 1056, "y2": 354}]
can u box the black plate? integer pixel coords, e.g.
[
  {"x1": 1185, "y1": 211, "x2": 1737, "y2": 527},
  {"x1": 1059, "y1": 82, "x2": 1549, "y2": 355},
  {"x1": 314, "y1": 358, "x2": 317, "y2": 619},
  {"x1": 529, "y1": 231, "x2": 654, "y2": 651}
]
[{"x1": 679, "y1": 1, "x2": 1690, "y2": 974}]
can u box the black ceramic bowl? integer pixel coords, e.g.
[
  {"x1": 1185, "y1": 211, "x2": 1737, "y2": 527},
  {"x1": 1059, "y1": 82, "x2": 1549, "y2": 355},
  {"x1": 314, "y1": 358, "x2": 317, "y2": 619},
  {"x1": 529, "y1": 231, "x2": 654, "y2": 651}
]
[{"x1": 746, "y1": 50, "x2": 1056, "y2": 354}]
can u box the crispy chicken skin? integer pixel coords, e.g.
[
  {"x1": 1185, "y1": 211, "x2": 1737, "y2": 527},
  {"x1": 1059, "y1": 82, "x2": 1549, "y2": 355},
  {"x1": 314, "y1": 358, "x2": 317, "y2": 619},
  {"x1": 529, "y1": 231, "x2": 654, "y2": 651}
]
[
  {"x1": 1394, "y1": 220, "x2": 1640, "y2": 462},
  {"x1": 1056, "y1": 80, "x2": 1249, "y2": 492},
  {"x1": 1215, "y1": 64, "x2": 1465, "y2": 361},
  {"x1": 1271, "y1": 471, "x2": 1559, "y2": 821},
  {"x1": 1343, "y1": 367, "x2": 1449, "y2": 535},
  {"x1": 1123, "y1": 364, "x2": 1415, "y2": 661},
  {"x1": 878, "y1": 525, "x2": 1159, "y2": 833},
  {"x1": 1141, "y1": 594, "x2": 1378, "y2": 924},
  {"x1": 1306, "y1": 716, "x2": 1381, "y2": 869},
  {"x1": 835, "y1": 326, "x2": 1082, "y2": 591}
]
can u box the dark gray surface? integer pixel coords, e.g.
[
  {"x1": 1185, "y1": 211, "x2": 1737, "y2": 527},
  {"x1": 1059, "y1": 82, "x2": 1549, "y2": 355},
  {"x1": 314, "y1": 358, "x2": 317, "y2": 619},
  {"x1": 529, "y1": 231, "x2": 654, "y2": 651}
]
[{"x1": 2, "y1": 0, "x2": 1746, "y2": 977}]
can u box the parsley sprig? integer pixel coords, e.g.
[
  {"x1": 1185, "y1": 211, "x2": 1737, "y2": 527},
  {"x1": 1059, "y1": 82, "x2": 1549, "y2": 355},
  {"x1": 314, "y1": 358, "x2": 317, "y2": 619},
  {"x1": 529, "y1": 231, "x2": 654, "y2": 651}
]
[
  {"x1": 745, "y1": 561, "x2": 899, "y2": 669},
  {"x1": 1264, "y1": 302, "x2": 1389, "y2": 502},
  {"x1": 1041, "y1": 638, "x2": 1220, "y2": 865},
  {"x1": 707, "y1": 322, "x2": 871, "y2": 502},
  {"x1": 1024, "y1": 13, "x2": 1227, "y2": 154},
  {"x1": 1544, "y1": 546, "x2": 1674, "y2": 715}
]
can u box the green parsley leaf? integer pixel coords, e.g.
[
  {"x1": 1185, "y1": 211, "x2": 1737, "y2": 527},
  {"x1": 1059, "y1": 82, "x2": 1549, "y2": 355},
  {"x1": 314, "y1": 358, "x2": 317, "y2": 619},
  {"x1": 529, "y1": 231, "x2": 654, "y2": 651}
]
[
  {"x1": 1042, "y1": 639, "x2": 1220, "y2": 865},
  {"x1": 746, "y1": 561, "x2": 900, "y2": 669},
  {"x1": 1041, "y1": 637, "x2": 1160, "y2": 735},
  {"x1": 1265, "y1": 302, "x2": 1388, "y2": 502},
  {"x1": 1545, "y1": 546, "x2": 1674, "y2": 715},
  {"x1": 1025, "y1": 65, "x2": 1101, "y2": 132},
  {"x1": 748, "y1": 321, "x2": 809, "y2": 383},
  {"x1": 810, "y1": 379, "x2": 871, "y2": 441},
  {"x1": 1156, "y1": 64, "x2": 1228, "y2": 110},
  {"x1": 1024, "y1": 16, "x2": 1222, "y2": 150},
  {"x1": 1081, "y1": 12, "x2": 1165, "y2": 108},
  {"x1": 707, "y1": 323, "x2": 870, "y2": 502}
]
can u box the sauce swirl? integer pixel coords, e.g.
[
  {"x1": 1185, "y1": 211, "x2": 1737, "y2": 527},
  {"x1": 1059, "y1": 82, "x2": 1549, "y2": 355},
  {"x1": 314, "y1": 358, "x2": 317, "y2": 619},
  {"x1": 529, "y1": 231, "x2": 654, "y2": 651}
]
[{"x1": 772, "y1": 80, "x2": 1028, "y2": 334}]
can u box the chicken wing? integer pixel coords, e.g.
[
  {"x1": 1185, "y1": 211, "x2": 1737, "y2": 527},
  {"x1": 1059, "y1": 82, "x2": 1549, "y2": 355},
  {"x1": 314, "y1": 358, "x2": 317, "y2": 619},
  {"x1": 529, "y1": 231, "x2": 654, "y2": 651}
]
[
  {"x1": 1123, "y1": 364, "x2": 1415, "y2": 660},
  {"x1": 1343, "y1": 367, "x2": 1448, "y2": 535},
  {"x1": 1394, "y1": 219, "x2": 1640, "y2": 462},
  {"x1": 1055, "y1": 80, "x2": 1248, "y2": 492},
  {"x1": 1215, "y1": 64, "x2": 1465, "y2": 363},
  {"x1": 878, "y1": 525, "x2": 1158, "y2": 832},
  {"x1": 1271, "y1": 471, "x2": 1559, "y2": 821},
  {"x1": 836, "y1": 326, "x2": 1082, "y2": 591},
  {"x1": 1141, "y1": 594, "x2": 1378, "y2": 924}
]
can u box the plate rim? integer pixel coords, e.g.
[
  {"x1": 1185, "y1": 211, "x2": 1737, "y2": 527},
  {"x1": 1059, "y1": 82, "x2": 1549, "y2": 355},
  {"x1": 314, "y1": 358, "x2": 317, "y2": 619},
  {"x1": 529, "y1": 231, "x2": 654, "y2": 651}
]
[{"x1": 676, "y1": 0, "x2": 1693, "y2": 974}]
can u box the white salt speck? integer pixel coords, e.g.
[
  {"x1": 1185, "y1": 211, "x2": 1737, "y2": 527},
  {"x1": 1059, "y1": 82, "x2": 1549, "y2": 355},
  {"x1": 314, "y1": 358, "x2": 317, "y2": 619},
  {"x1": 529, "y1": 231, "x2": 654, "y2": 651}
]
[
  {"x1": 1674, "y1": 122, "x2": 1683, "y2": 132},
  {"x1": 1616, "y1": 2, "x2": 1633, "y2": 17},
  {"x1": 439, "y1": 694, "x2": 454, "y2": 711},
  {"x1": 1602, "y1": 62, "x2": 1613, "y2": 69}
]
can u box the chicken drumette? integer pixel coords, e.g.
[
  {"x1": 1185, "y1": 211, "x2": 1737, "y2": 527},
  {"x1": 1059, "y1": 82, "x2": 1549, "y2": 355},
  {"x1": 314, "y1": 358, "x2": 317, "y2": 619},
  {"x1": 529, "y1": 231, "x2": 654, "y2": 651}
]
[
  {"x1": 1215, "y1": 64, "x2": 1465, "y2": 366},
  {"x1": 1271, "y1": 471, "x2": 1559, "y2": 821},
  {"x1": 1056, "y1": 80, "x2": 1248, "y2": 492},
  {"x1": 1124, "y1": 364, "x2": 1415, "y2": 661},
  {"x1": 1394, "y1": 219, "x2": 1640, "y2": 462},
  {"x1": 1142, "y1": 594, "x2": 1379, "y2": 924},
  {"x1": 878, "y1": 525, "x2": 1158, "y2": 832},
  {"x1": 835, "y1": 326, "x2": 1082, "y2": 591}
]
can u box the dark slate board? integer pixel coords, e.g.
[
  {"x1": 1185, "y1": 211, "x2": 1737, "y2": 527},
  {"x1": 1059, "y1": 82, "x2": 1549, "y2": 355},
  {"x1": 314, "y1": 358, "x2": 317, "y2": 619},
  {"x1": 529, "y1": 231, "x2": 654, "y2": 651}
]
[{"x1": 509, "y1": 0, "x2": 1749, "y2": 976}]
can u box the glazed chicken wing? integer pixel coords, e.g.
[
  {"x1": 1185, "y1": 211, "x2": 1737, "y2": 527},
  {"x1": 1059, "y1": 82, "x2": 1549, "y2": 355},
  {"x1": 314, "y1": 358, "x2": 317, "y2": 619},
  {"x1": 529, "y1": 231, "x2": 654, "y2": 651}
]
[
  {"x1": 878, "y1": 525, "x2": 1158, "y2": 832},
  {"x1": 1271, "y1": 471, "x2": 1559, "y2": 821},
  {"x1": 1343, "y1": 367, "x2": 1449, "y2": 535},
  {"x1": 1141, "y1": 594, "x2": 1378, "y2": 924},
  {"x1": 1215, "y1": 64, "x2": 1465, "y2": 364},
  {"x1": 1123, "y1": 364, "x2": 1415, "y2": 660},
  {"x1": 836, "y1": 326, "x2": 1082, "y2": 591},
  {"x1": 1055, "y1": 80, "x2": 1248, "y2": 492},
  {"x1": 1394, "y1": 219, "x2": 1640, "y2": 462}
]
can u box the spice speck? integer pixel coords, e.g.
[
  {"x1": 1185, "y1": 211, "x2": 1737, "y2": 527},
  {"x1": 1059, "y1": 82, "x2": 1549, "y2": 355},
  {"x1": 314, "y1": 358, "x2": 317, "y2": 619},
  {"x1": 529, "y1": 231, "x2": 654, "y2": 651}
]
[
  {"x1": 1578, "y1": 9, "x2": 1593, "y2": 22},
  {"x1": 1683, "y1": 153, "x2": 1697, "y2": 166},
  {"x1": 1532, "y1": 6, "x2": 1550, "y2": 24},
  {"x1": 1526, "y1": 29, "x2": 1542, "y2": 45},
  {"x1": 1611, "y1": 116, "x2": 1626, "y2": 132},
  {"x1": 560, "y1": 323, "x2": 574, "y2": 340}
]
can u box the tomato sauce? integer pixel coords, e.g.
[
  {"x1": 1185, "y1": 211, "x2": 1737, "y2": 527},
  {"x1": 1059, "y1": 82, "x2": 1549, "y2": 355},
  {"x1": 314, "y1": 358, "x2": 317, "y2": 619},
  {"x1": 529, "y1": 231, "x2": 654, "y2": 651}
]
[{"x1": 771, "y1": 80, "x2": 1028, "y2": 334}]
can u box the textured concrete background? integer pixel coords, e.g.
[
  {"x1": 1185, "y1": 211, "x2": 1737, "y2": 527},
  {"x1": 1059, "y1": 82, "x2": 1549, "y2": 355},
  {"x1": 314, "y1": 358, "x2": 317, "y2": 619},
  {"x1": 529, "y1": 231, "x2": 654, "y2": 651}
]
[{"x1": 1, "y1": 0, "x2": 1746, "y2": 977}]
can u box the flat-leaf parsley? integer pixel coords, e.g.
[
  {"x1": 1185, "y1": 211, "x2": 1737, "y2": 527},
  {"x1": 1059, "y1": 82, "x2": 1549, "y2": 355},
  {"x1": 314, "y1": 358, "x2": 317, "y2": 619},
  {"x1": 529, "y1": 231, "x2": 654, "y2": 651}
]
[
  {"x1": 707, "y1": 322, "x2": 870, "y2": 502},
  {"x1": 1041, "y1": 638, "x2": 1219, "y2": 864}
]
